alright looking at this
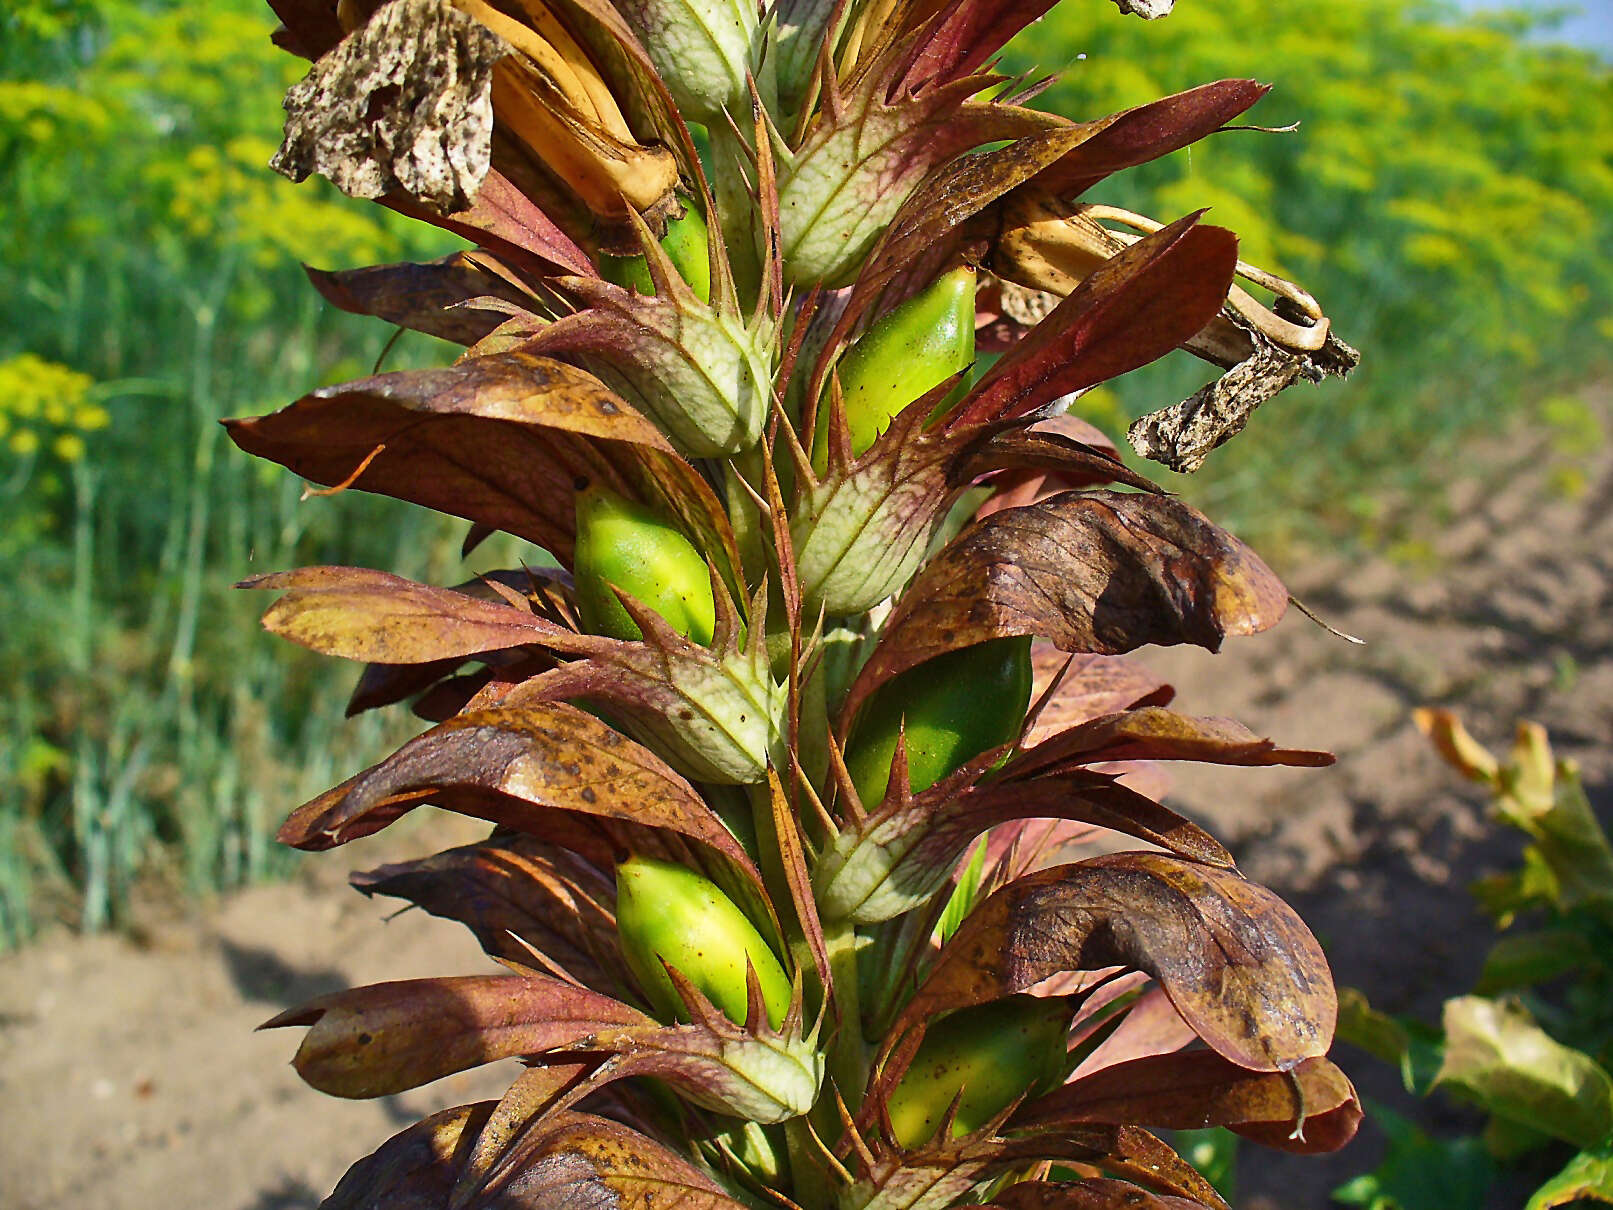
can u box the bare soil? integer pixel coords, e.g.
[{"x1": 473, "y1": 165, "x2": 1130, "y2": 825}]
[{"x1": 3, "y1": 393, "x2": 1610, "y2": 1210}]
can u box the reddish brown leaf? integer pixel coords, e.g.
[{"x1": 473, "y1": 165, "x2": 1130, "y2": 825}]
[
  {"x1": 950, "y1": 772, "x2": 1234, "y2": 868},
  {"x1": 1010, "y1": 706, "x2": 1334, "y2": 779},
  {"x1": 244, "y1": 566, "x2": 597, "y2": 665},
  {"x1": 989, "y1": 1177, "x2": 1211, "y2": 1209},
  {"x1": 891, "y1": 852, "x2": 1336, "y2": 1074},
  {"x1": 1034, "y1": 80, "x2": 1271, "y2": 200},
  {"x1": 864, "y1": 1124, "x2": 1225, "y2": 1209},
  {"x1": 1015, "y1": 1051, "x2": 1361, "y2": 1155},
  {"x1": 889, "y1": 0, "x2": 1063, "y2": 95},
  {"x1": 844, "y1": 491, "x2": 1288, "y2": 723},
  {"x1": 261, "y1": 975, "x2": 652, "y2": 1098},
  {"x1": 266, "y1": 974, "x2": 822, "y2": 1123},
  {"x1": 1025, "y1": 649, "x2": 1175, "y2": 746},
  {"x1": 321, "y1": 1102, "x2": 496, "y2": 1210},
  {"x1": 993, "y1": 1126, "x2": 1229, "y2": 1207},
  {"x1": 276, "y1": 704, "x2": 766, "y2": 903},
  {"x1": 384, "y1": 165, "x2": 599, "y2": 278},
  {"x1": 951, "y1": 214, "x2": 1238, "y2": 427},
  {"x1": 305, "y1": 254, "x2": 542, "y2": 346},
  {"x1": 1071, "y1": 984, "x2": 1198, "y2": 1077},
  {"x1": 955, "y1": 419, "x2": 1162, "y2": 498},
  {"x1": 469, "y1": 1110, "x2": 751, "y2": 1209},
  {"x1": 352, "y1": 835, "x2": 625, "y2": 990},
  {"x1": 344, "y1": 569, "x2": 575, "y2": 716},
  {"x1": 225, "y1": 353, "x2": 668, "y2": 559}
]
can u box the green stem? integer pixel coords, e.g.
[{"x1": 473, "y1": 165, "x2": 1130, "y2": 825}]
[
  {"x1": 824, "y1": 918, "x2": 869, "y2": 1122},
  {"x1": 785, "y1": 1117, "x2": 834, "y2": 1210}
]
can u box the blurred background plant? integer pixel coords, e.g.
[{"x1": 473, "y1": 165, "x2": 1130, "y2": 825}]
[
  {"x1": 1000, "y1": 0, "x2": 1613, "y2": 547},
  {"x1": 0, "y1": 0, "x2": 465, "y2": 945},
  {"x1": 1333, "y1": 713, "x2": 1613, "y2": 1210},
  {"x1": 0, "y1": 0, "x2": 1607, "y2": 946}
]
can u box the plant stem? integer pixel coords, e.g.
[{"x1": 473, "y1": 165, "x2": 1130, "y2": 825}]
[{"x1": 823, "y1": 917, "x2": 869, "y2": 1122}]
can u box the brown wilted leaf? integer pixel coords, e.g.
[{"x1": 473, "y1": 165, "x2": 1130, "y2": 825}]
[
  {"x1": 352, "y1": 835, "x2": 625, "y2": 988},
  {"x1": 950, "y1": 214, "x2": 1237, "y2": 428},
  {"x1": 1009, "y1": 706, "x2": 1334, "y2": 779},
  {"x1": 225, "y1": 353, "x2": 669, "y2": 560},
  {"x1": 1014, "y1": 1051, "x2": 1361, "y2": 1154},
  {"x1": 988, "y1": 1177, "x2": 1210, "y2": 1209},
  {"x1": 304, "y1": 254, "x2": 542, "y2": 345},
  {"x1": 272, "y1": 0, "x2": 502, "y2": 213},
  {"x1": 1032, "y1": 80, "x2": 1270, "y2": 200},
  {"x1": 321, "y1": 1102, "x2": 495, "y2": 1210},
  {"x1": 472, "y1": 1110, "x2": 753, "y2": 1208},
  {"x1": 844, "y1": 491, "x2": 1287, "y2": 721},
  {"x1": 1024, "y1": 650, "x2": 1175, "y2": 746},
  {"x1": 276, "y1": 703, "x2": 766, "y2": 901},
  {"x1": 949, "y1": 772, "x2": 1234, "y2": 868},
  {"x1": 891, "y1": 851, "x2": 1336, "y2": 1074},
  {"x1": 244, "y1": 566, "x2": 595, "y2": 665},
  {"x1": 261, "y1": 975, "x2": 651, "y2": 1098}
]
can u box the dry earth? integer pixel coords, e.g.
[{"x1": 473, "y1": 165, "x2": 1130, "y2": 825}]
[{"x1": 3, "y1": 393, "x2": 1610, "y2": 1210}]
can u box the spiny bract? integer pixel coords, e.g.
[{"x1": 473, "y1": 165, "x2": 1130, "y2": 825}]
[{"x1": 234, "y1": 0, "x2": 1363, "y2": 1204}]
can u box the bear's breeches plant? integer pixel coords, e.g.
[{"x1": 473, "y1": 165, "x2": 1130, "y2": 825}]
[{"x1": 234, "y1": 0, "x2": 1365, "y2": 1203}]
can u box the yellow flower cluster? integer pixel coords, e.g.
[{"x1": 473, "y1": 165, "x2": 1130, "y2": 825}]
[{"x1": 0, "y1": 354, "x2": 108, "y2": 463}]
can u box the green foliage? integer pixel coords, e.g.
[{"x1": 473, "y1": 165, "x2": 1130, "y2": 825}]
[
  {"x1": 1003, "y1": 0, "x2": 1613, "y2": 541},
  {"x1": 0, "y1": 0, "x2": 460, "y2": 944},
  {"x1": 1335, "y1": 714, "x2": 1613, "y2": 1208}
]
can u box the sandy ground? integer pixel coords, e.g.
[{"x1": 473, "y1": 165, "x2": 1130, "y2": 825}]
[{"x1": 3, "y1": 394, "x2": 1610, "y2": 1210}]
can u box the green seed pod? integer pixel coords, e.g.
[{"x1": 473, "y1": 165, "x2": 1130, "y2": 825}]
[
  {"x1": 573, "y1": 484, "x2": 716, "y2": 645},
  {"x1": 843, "y1": 636, "x2": 1033, "y2": 808},
  {"x1": 885, "y1": 995, "x2": 1070, "y2": 1148},
  {"x1": 599, "y1": 205, "x2": 713, "y2": 303},
  {"x1": 811, "y1": 266, "x2": 975, "y2": 474},
  {"x1": 615, "y1": 855, "x2": 793, "y2": 1029}
]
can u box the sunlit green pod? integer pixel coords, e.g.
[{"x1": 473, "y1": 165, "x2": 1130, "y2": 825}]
[
  {"x1": 811, "y1": 265, "x2": 975, "y2": 474},
  {"x1": 843, "y1": 636, "x2": 1033, "y2": 808},
  {"x1": 599, "y1": 205, "x2": 712, "y2": 302},
  {"x1": 615, "y1": 855, "x2": 793, "y2": 1029},
  {"x1": 573, "y1": 484, "x2": 716, "y2": 645},
  {"x1": 885, "y1": 994, "x2": 1070, "y2": 1148}
]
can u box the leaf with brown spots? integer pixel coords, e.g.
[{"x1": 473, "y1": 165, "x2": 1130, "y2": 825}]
[
  {"x1": 466, "y1": 1110, "x2": 751, "y2": 1209},
  {"x1": 352, "y1": 835, "x2": 625, "y2": 990},
  {"x1": 889, "y1": 851, "x2": 1336, "y2": 1074},
  {"x1": 261, "y1": 975, "x2": 652, "y2": 1098},
  {"x1": 244, "y1": 566, "x2": 600, "y2": 666},
  {"x1": 224, "y1": 353, "x2": 667, "y2": 560},
  {"x1": 304, "y1": 253, "x2": 543, "y2": 346},
  {"x1": 265, "y1": 971, "x2": 821, "y2": 1123},
  {"x1": 844, "y1": 491, "x2": 1288, "y2": 722},
  {"x1": 949, "y1": 214, "x2": 1237, "y2": 428},
  {"x1": 276, "y1": 703, "x2": 766, "y2": 904},
  {"x1": 1014, "y1": 1052, "x2": 1361, "y2": 1154},
  {"x1": 987, "y1": 1177, "x2": 1212, "y2": 1209},
  {"x1": 855, "y1": 1124, "x2": 1225, "y2": 1210},
  {"x1": 320, "y1": 1102, "x2": 497, "y2": 1210},
  {"x1": 1009, "y1": 706, "x2": 1334, "y2": 780}
]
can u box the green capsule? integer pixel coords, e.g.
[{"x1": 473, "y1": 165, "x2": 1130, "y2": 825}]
[
  {"x1": 615, "y1": 855, "x2": 792, "y2": 1029},
  {"x1": 843, "y1": 636, "x2": 1032, "y2": 808},
  {"x1": 573, "y1": 484, "x2": 716, "y2": 645},
  {"x1": 811, "y1": 265, "x2": 975, "y2": 474},
  {"x1": 885, "y1": 995, "x2": 1070, "y2": 1148},
  {"x1": 599, "y1": 205, "x2": 712, "y2": 302}
]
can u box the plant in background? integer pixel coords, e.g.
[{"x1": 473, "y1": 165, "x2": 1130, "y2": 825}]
[
  {"x1": 1335, "y1": 713, "x2": 1613, "y2": 1210},
  {"x1": 231, "y1": 0, "x2": 1365, "y2": 1203}
]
